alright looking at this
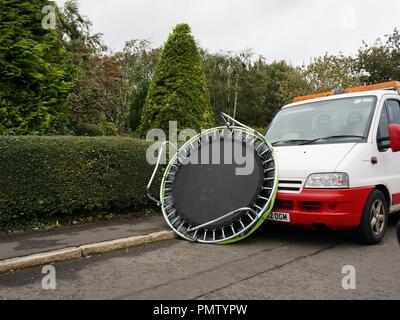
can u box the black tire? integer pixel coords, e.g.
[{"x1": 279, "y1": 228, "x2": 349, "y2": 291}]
[
  {"x1": 356, "y1": 189, "x2": 388, "y2": 245},
  {"x1": 397, "y1": 222, "x2": 400, "y2": 244}
]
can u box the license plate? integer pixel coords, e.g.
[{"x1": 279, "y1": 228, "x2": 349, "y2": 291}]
[{"x1": 268, "y1": 212, "x2": 291, "y2": 223}]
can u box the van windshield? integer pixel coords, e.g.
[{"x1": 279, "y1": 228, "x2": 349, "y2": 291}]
[{"x1": 265, "y1": 96, "x2": 377, "y2": 146}]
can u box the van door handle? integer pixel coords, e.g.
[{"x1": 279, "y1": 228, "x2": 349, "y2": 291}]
[{"x1": 371, "y1": 156, "x2": 379, "y2": 165}]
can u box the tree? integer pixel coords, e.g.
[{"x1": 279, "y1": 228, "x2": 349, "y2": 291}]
[
  {"x1": 264, "y1": 61, "x2": 311, "y2": 123},
  {"x1": 238, "y1": 60, "x2": 310, "y2": 127},
  {"x1": 0, "y1": 0, "x2": 74, "y2": 135},
  {"x1": 139, "y1": 23, "x2": 214, "y2": 135},
  {"x1": 66, "y1": 55, "x2": 131, "y2": 132},
  {"x1": 128, "y1": 79, "x2": 150, "y2": 132},
  {"x1": 203, "y1": 51, "x2": 310, "y2": 128},
  {"x1": 354, "y1": 28, "x2": 400, "y2": 84},
  {"x1": 115, "y1": 39, "x2": 161, "y2": 133},
  {"x1": 57, "y1": 0, "x2": 131, "y2": 134},
  {"x1": 301, "y1": 53, "x2": 361, "y2": 93},
  {"x1": 115, "y1": 39, "x2": 162, "y2": 88},
  {"x1": 202, "y1": 50, "x2": 233, "y2": 123},
  {"x1": 58, "y1": 0, "x2": 103, "y2": 50}
]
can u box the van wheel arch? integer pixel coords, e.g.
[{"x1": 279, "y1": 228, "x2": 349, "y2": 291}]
[
  {"x1": 356, "y1": 189, "x2": 389, "y2": 244},
  {"x1": 375, "y1": 185, "x2": 391, "y2": 209}
]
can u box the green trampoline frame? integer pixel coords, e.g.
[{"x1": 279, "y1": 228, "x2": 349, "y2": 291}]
[{"x1": 147, "y1": 113, "x2": 279, "y2": 244}]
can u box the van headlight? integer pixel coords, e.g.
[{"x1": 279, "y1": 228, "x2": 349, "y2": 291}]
[{"x1": 305, "y1": 173, "x2": 349, "y2": 189}]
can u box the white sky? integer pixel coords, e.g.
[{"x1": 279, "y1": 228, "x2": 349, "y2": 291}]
[{"x1": 55, "y1": 0, "x2": 400, "y2": 66}]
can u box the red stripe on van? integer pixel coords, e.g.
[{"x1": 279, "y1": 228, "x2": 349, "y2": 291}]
[{"x1": 393, "y1": 193, "x2": 400, "y2": 205}]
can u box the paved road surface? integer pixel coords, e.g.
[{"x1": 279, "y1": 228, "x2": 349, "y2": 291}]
[{"x1": 1, "y1": 216, "x2": 399, "y2": 300}]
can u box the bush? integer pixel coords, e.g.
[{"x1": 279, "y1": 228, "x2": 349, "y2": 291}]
[
  {"x1": 98, "y1": 113, "x2": 119, "y2": 136},
  {"x1": 0, "y1": 136, "x2": 158, "y2": 226},
  {"x1": 73, "y1": 123, "x2": 105, "y2": 136}
]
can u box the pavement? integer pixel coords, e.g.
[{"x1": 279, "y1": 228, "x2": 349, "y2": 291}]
[
  {"x1": 0, "y1": 215, "x2": 168, "y2": 261},
  {"x1": 1, "y1": 214, "x2": 399, "y2": 300}
]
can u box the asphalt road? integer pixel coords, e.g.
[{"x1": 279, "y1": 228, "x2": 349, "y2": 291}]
[{"x1": 1, "y1": 216, "x2": 399, "y2": 300}]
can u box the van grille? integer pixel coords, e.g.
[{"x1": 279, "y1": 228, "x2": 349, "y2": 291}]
[{"x1": 278, "y1": 180, "x2": 303, "y2": 193}]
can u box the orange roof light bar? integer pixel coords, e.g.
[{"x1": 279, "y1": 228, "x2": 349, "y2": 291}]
[
  {"x1": 292, "y1": 91, "x2": 334, "y2": 103},
  {"x1": 292, "y1": 81, "x2": 400, "y2": 103},
  {"x1": 344, "y1": 81, "x2": 400, "y2": 93}
]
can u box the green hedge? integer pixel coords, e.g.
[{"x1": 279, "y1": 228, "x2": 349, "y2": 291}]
[{"x1": 0, "y1": 136, "x2": 158, "y2": 225}]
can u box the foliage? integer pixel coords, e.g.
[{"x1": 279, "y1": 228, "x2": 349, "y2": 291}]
[
  {"x1": 128, "y1": 79, "x2": 150, "y2": 132},
  {"x1": 0, "y1": 136, "x2": 158, "y2": 225},
  {"x1": 115, "y1": 39, "x2": 162, "y2": 88},
  {"x1": 98, "y1": 112, "x2": 118, "y2": 135},
  {"x1": 58, "y1": 0, "x2": 131, "y2": 134},
  {"x1": 203, "y1": 51, "x2": 310, "y2": 126},
  {"x1": 0, "y1": 0, "x2": 75, "y2": 135},
  {"x1": 139, "y1": 23, "x2": 214, "y2": 135},
  {"x1": 73, "y1": 122, "x2": 104, "y2": 136},
  {"x1": 2, "y1": 1, "x2": 400, "y2": 136},
  {"x1": 354, "y1": 28, "x2": 400, "y2": 84},
  {"x1": 202, "y1": 49, "x2": 251, "y2": 123},
  {"x1": 257, "y1": 61, "x2": 311, "y2": 125},
  {"x1": 66, "y1": 54, "x2": 131, "y2": 133},
  {"x1": 301, "y1": 53, "x2": 361, "y2": 92},
  {"x1": 58, "y1": 0, "x2": 103, "y2": 50}
]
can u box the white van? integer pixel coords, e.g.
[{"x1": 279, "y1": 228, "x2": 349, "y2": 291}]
[{"x1": 265, "y1": 81, "x2": 400, "y2": 244}]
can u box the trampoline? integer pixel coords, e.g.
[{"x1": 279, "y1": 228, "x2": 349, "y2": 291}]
[{"x1": 147, "y1": 113, "x2": 278, "y2": 244}]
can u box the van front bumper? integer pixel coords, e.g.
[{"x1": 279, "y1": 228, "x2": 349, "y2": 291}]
[{"x1": 271, "y1": 187, "x2": 374, "y2": 230}]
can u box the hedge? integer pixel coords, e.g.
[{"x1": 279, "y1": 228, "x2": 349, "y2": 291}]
[{"x1": 0, "y1": 136, "x2": 159, "y2": 226}]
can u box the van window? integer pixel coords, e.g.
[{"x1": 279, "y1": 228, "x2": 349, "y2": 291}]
[
  {"x1": 266, "y1": 96, "x2": 377, "y2": 145},
  {"x1": 386, "y1": 100, "x2": 400, "y2": 124},
  {"x1": 377, "y1": 99, "x2": 400, "y2": 151},
  {"x1": 377, "y1": 105, "x2": 389, "y2": 147}
]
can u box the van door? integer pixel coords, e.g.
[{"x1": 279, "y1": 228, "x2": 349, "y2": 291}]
[{"x1": 376, "y1": 98, "x2": 400, "y2": 212}]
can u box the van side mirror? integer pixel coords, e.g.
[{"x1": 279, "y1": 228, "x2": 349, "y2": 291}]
[{"x1": 389, "y1": 124, "x2": 400, "y2": 152}]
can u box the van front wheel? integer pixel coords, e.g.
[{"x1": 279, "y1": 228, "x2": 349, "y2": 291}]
[{"x1": 356, "y1": 190, "x2": 388, "y2": 245}]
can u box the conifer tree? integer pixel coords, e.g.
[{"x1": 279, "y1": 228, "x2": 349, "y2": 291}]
[
  {"x1": 139, "y1": 23, "x2": 214, "y2": 135},
  {"x1": 0, "y1": 0, "x2": 74, "y2": 134}
]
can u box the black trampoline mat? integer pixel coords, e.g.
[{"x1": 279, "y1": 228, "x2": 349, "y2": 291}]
[{"x1": 171, "y1": 138, "x2": 263, "y2": 227}]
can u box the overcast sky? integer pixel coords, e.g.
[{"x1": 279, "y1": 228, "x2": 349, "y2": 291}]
[{"x1": 55, "y1": 0, "x2": 400, "y2": 66}]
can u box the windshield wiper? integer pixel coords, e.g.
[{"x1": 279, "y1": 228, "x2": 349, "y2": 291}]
[
  {"x1": 300, "y1": 135, "x2": 365, "y2": 145},
  {"x1": 272, "y1": 139, "x2": 313, "y2": 146}
]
